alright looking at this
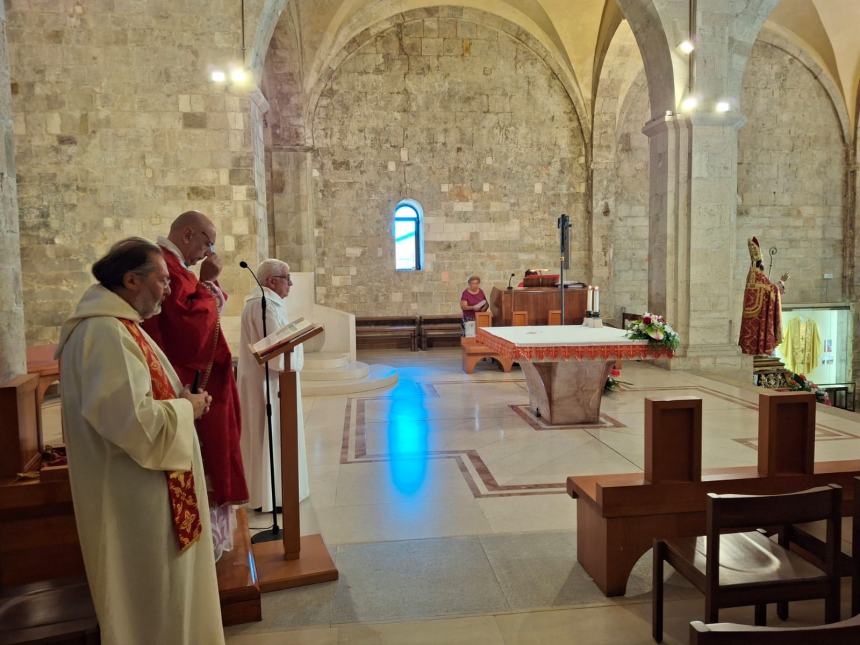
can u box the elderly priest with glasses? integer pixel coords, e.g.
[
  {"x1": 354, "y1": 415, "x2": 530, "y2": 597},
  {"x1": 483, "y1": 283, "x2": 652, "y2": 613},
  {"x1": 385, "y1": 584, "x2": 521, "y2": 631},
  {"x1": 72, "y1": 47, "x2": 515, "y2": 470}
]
[{"x1": 237, "y1": 258, "x2": 310, "y2": 514}]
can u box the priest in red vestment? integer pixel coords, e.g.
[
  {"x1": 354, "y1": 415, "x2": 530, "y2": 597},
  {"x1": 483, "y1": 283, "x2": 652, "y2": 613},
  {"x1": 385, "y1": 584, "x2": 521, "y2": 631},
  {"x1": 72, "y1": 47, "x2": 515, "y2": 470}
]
[
  {"x1": 142, "y1": 210, "x2": 248, "y2": 559},
  {"x1": 738, "y1": 237, "x2": 788, "y2": 356}
]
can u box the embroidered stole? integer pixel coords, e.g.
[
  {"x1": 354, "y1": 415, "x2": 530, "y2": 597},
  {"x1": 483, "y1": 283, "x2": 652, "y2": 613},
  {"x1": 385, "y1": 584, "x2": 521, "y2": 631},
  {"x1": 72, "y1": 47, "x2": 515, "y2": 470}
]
[{"x1": 119, "y1": 319, "x2": 202, "y2": 552}]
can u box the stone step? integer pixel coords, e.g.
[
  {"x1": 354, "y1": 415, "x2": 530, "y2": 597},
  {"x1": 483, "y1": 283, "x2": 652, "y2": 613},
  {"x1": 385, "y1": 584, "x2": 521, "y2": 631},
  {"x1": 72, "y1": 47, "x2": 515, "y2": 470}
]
[
  {"x1": 302, "y1": 364, "x2": 398, "y2": 396},
  {"x1": 303, "y1": 351, "x2": 351, "y2": 371},
  {"x1": 303, "y1": 360, "x2": 371, "y2": 382}
]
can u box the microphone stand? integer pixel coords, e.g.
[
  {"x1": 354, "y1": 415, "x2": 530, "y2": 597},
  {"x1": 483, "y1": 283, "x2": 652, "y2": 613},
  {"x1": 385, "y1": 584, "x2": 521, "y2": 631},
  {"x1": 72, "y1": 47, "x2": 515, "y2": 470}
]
[
  {"x1": 240, "y1": 261, "x2": 281, "y2": 544},
  {"x1": 507, "y1": 273, "x2": 515, "y2": 290},
  {"x1": 557, "y1": 214, "x2": 570, "y2": 326}
]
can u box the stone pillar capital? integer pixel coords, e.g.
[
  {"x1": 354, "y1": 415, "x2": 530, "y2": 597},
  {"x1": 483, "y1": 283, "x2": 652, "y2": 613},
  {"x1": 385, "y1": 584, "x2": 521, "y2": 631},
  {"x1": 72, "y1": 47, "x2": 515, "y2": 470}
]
[
  {"x1": 642, "y1": 111, "x2": 747, "y2": 139},
  {"x1": 688, "y1": 111, "x2": 746, "y2": 130},
  {"x1": 641, "y1": 113, "x2": 687, "y2": 139}
]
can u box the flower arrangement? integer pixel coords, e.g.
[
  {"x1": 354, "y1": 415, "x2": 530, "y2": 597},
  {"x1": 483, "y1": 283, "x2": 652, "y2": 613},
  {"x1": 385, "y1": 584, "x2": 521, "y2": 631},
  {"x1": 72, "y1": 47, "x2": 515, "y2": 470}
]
[
  {"x1": 784, "y1": 372, "x2": 831, "y2": 406},
  {"x1": 605, "y1": 366, "x2": 632, "y2": 392},
  {"x1": 625, "y1": 313, "x2": 680, "y2": 352}
]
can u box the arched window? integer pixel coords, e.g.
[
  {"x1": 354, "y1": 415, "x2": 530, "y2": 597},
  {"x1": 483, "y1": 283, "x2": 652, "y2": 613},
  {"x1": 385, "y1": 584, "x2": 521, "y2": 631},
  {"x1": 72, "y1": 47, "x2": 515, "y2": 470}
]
[{"x1": 393, "y1": 200, "x2": 423, "y2": 271}]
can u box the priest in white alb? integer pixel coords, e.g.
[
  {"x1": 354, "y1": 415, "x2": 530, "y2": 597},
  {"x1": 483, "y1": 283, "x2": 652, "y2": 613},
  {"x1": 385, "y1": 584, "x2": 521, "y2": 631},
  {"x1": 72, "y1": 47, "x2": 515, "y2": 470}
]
[
  {"x1": 56, "y1": 238, "x2": 224, "y2": 645},
  {"x1": 237, "y1": 258, "x2": 310, "y2": 512}
]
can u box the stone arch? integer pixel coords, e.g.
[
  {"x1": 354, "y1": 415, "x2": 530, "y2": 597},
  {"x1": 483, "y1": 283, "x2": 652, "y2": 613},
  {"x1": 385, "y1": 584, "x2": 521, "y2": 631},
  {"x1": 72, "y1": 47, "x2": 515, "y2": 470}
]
[
  {"x1": 306, "y1": 10, "x2": 589, "y2": 315},
  {"x1": 302, "y1": 5, "x2": 590, "y2": 146},
  {"x1": 757, "y1": 26, "x2": 851, "y2": 144},
  {"x1": 612, "y1": 0, "x2": 677, "y2": 118},
  {"x1": 248, "y1": 0, "x2": 291, "y2": 80},
  {"x1": 737, "y1": 38, "x2": 847, "y2": 306}
]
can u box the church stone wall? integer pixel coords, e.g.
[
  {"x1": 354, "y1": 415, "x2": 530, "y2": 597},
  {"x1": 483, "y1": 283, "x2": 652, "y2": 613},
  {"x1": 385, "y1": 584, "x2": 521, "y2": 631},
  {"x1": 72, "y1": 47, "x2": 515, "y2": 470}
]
[
  {"x1": 306, "y1": 13, "x2": 588, "y2": 316},
  {"x1": 7, "y1": 0, "x2": 265, "y2": 343},
  {"x1": 594, "y1": 36, "x2": 845, "y2": 331},
  {"x1": 737, "y1": 41, "x2": 845, "y2": 307}
]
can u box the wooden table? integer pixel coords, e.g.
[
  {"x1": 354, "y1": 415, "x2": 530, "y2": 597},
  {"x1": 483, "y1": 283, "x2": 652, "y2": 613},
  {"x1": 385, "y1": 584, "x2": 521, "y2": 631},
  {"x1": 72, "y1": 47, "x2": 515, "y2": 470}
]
[{"x1": 477, "y1": 326, "x2": 670, "y2": 425}]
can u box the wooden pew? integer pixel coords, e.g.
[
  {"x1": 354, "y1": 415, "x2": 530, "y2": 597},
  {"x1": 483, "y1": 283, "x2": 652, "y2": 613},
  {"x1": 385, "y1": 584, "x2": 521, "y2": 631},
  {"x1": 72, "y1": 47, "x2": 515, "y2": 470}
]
[
  {"x1": 567, "y1": 391, "x2": 860, "y2": 597},
  {"x1": 355, "y1": 316, "x2": 419, "y2": 352},
  {"x1": 0, "y1": 577, "x2": 99, "y2": 644},
  {"x1": 0, "y1": 467, "x2": 261, "y2": 626},
  {"x1": 419, "y1": 314, "x2": 462, "y2": 350}
]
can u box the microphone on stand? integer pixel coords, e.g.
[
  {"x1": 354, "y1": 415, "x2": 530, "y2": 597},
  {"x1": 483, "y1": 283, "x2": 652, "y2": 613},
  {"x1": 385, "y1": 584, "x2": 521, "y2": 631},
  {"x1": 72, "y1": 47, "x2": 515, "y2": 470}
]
[
  {"x1": 507, "y1": 273, "x2": 516, "y2": 290},
  {"x1": 239, "y1": 260, "x2": 282, "y2": 542}
]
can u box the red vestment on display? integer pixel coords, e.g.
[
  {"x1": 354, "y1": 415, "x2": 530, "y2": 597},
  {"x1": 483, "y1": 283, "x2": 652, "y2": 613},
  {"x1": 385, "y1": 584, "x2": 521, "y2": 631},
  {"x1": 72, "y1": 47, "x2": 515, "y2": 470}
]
[
  {"x1": 738, "y1": 237, "x2": 782, "y2": 356},
  {"x1": 142, "y1": 248, "x2": 248, "y2": 506}
]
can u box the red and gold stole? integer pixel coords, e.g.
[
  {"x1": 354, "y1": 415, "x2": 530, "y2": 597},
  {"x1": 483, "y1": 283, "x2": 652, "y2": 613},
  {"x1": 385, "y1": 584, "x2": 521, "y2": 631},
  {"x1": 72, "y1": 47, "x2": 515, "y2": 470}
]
[{"x1": 119, "y1": 318, "x2": 202, "y2": 552}]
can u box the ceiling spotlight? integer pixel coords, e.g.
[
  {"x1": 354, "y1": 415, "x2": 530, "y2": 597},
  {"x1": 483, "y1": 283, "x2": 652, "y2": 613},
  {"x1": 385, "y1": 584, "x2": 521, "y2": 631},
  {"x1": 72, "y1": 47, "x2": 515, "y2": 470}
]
[
  {"x1": 210, "y1": 69, "x2": 226, "y2": 83},
  {"x1": 680, "y1": 96, "x2": 698, "y2": 112},
  {"x1": 716, "y1": 101, "x2": 731, "y2": 113},
  {"x1": 679, "y1": 40, "x2": 695, "y2": 54},
  {"x1": 230, "y1": 68, "x2": 248, "y2": 84}
]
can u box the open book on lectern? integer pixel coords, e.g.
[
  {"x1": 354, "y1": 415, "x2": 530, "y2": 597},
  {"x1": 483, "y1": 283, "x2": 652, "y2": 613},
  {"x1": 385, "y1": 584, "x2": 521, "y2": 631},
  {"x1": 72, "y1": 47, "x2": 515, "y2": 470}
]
[{"x1": 250, "y1": 317, "x2": 323, "y2": 363}]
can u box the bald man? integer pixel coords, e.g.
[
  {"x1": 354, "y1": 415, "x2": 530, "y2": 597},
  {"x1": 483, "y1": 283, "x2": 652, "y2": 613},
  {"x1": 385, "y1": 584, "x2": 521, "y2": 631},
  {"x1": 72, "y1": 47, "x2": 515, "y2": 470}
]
[{"x1": 142, "y1": 211, "x2": 248, "y2": 560}]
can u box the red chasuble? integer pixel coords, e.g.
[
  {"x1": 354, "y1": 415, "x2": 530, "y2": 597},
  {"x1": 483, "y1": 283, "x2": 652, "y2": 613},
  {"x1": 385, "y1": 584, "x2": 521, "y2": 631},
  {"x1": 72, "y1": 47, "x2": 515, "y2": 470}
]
[
  {"x1": 738, "y1": 238, "x2": 782, "y2": 356},
  {"x1": 142, "y1": 248, "x2": 248, "y2": 506}
]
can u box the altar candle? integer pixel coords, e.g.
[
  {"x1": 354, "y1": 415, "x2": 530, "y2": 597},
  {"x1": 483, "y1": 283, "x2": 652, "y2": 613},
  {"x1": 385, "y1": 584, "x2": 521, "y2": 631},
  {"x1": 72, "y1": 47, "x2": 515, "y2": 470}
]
[
  {"x1": 593, "y1": 286, "x2": 600, "y2": 313},
  {"x1": 587, "y1": 286, "x2": 593, "y2": 311}
]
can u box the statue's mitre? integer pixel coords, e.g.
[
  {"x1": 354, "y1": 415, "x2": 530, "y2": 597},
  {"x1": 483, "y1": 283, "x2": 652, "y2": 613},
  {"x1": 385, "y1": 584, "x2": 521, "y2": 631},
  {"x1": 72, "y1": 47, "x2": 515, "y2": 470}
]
[{"x1": 747, "y1": 237, "x2": 762, "y2": 263}]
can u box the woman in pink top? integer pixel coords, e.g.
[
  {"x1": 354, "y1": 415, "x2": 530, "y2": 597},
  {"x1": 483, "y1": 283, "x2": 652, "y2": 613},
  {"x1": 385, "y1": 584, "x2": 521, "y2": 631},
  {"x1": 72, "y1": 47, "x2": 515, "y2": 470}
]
[{"x1": 460, "y1": 276, "x2": 488, "y2": 322}]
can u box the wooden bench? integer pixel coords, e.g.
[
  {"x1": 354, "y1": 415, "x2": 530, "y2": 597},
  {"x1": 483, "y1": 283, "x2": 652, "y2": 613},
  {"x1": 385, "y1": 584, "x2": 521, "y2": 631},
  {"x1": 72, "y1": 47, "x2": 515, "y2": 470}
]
[
  {"x1": 567, "y1": 392, "x2": 860, "y2": 597},
  {"x1": 355, "y1": 316, "x2": 419, "y2": 352},
  {"x1": 0, "y1": 577, "x2": 99, "y2": 645},
  {"x1": 419, "y1": 315, "x2": 462, "y2": 350},
  {"x1": 461, "y1": 337, "x2": 513, "y2": 374}
]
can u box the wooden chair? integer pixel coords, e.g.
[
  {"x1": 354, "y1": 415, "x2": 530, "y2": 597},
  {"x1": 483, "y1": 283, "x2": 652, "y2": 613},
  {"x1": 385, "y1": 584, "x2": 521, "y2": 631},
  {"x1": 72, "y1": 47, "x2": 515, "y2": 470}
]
[
  {"x1": 547, "y1": 309, "x2": 561, "y2": 325},
  {"x1": 652, "y1": 485, "x2": 843, "y2": 642},
  {"x1": 776, "y1": 476, "x2": 859, "y2": 617},
  {"x1": 512, "y1": 311, "x2": 528, "y2": 326},
  {"x1": 475, "y1": 311, "x2": 492, "y2": 328},
  {"x1": 622, "y1": 312, "x2": 643, "y2": 329},
  {"x1": 689, "y1": 614, "x2": 860, "y2": 645}
]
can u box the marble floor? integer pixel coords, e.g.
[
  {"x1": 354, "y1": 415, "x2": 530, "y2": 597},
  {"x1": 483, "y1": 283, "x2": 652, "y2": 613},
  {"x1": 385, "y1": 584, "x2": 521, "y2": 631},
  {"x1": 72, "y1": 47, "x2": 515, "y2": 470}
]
[
  {"x1": 224, "y1": 349, "x2": 860, "y2": 644},
  {"x1": 42, "y1": 348, "x2": 860, "y2": 643}
]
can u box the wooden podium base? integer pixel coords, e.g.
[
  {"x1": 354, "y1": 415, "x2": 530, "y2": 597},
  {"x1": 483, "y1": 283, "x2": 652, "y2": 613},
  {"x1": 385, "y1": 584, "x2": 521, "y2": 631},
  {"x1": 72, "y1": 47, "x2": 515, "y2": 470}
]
[
  {"x1": 252, "y1": 533, "x2": 339, "y2": 592},
  {"x1": 216, "y1": 508, "x2": 262, "y2": 625}
]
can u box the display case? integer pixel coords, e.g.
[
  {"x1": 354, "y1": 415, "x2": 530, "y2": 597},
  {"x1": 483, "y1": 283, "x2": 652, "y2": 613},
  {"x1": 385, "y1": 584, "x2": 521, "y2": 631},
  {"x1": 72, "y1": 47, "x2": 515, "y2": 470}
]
[{"x1": 774, "y1": 303, "x2": 853, "y2": 402}]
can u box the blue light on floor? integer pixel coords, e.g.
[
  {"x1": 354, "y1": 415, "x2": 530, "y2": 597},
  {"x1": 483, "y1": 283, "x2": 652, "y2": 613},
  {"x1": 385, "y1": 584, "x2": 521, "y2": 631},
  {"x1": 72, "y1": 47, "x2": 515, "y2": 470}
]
[{"x1": 387, "y1": 395, "x2": 430, "y2": 495}]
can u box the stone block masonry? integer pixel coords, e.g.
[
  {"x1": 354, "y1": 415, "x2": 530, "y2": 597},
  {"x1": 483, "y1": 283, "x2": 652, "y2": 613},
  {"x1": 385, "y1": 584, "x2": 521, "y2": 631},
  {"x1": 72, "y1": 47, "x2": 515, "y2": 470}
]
[
  {"x1": 275, "y1": 10, "x2": 588, "y2": 317},
  {"x1": 7, "y1": 0, "x2": 266, "y2": 343}
]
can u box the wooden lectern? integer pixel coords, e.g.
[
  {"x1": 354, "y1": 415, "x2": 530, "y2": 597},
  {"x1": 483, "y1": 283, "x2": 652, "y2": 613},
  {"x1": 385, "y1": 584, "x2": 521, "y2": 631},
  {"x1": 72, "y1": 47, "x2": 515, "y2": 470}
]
[{"x1": 249, "y1": 320, "x2": 339, "y2": 592}]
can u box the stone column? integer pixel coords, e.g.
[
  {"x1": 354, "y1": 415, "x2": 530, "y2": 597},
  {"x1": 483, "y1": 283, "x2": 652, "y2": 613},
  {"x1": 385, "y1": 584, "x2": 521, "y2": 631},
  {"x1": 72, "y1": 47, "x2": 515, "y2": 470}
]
[
  {"x1": 270, "y1": 147, "x2": 316, "y2": 272},
  {"x1": 643, "y1": 109, "x2": 751, "y2": 370},
  {"x1": 0, "y1": 2, "x2": 26, "y2": 383}
]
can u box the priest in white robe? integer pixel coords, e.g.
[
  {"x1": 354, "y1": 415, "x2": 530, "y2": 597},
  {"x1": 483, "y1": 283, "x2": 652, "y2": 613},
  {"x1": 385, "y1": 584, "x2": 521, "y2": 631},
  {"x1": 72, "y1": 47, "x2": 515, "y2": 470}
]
[
  {"x1": 237, "y1": 258, "x2": 309, "y2": 512},
  {"x1": 57, "y1": 238, "x2": 224, "y2": 645}
]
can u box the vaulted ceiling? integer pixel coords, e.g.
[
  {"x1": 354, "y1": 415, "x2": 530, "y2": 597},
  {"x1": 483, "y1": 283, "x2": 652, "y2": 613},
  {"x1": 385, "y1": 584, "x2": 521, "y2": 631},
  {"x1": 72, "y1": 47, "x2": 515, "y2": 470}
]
[{"x1": 254, "y1": 0, "x2": 860, "y2": 134}]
